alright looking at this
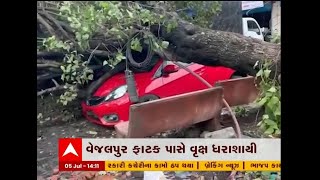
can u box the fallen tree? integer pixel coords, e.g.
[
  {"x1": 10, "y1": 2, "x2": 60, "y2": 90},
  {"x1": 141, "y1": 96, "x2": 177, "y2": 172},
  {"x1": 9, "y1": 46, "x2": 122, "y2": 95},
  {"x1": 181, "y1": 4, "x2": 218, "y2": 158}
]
[{"x1": 152, "y1": 18, "x2": 281, "y2": 77}]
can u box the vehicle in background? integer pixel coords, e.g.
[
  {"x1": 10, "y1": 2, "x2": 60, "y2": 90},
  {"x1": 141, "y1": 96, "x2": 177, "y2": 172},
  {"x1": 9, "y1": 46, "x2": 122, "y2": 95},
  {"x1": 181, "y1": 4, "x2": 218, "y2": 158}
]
[{"x1": 210, "y1": 1, "x2": 265, "y2": 41}]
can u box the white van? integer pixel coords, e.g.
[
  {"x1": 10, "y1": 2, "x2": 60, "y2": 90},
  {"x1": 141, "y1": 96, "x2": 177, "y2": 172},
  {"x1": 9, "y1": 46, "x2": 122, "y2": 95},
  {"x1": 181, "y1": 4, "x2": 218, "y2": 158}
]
[{"x1": 242, "y1": 17, "x2": 264, "y2": 41}]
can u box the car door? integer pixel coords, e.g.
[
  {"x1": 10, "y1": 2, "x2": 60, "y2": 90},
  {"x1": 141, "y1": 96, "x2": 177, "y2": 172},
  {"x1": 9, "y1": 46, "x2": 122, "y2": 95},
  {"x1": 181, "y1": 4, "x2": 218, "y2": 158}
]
[{"x1": 153, "y1": 61, "x2": 210, "y2": 97}]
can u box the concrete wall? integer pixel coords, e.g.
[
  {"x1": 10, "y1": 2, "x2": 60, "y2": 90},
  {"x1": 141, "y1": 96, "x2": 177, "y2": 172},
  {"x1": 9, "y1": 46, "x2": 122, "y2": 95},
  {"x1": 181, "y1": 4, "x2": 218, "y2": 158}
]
[{"x1": 271, "y1": 1, "x2": 281, "y2": 35}]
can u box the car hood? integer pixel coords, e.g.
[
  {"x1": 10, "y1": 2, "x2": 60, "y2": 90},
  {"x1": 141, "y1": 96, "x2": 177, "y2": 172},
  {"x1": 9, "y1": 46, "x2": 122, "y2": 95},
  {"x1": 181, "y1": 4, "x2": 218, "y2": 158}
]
[{"x1": 93, "y1": 74, "x2": 127, "y2": 97}]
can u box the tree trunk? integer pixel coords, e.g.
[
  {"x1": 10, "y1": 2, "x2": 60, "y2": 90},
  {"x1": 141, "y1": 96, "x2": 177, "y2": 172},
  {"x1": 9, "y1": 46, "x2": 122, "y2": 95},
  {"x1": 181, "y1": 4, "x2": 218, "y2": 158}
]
[{"x1": 152, "y1": 19, "x2": 281, "y2": 77}]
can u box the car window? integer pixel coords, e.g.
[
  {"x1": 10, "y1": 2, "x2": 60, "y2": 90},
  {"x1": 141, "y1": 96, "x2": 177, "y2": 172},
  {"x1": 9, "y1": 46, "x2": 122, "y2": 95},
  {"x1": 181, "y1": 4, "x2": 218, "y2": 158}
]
[{"x1": 247, "y1": 20, "x2": 261, "y2": 35}]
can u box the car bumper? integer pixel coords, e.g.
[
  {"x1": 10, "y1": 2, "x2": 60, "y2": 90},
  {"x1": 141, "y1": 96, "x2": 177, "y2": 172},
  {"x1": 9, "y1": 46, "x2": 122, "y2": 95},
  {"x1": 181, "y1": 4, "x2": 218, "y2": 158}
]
[{"x1": 81, "y1": 98, "x2": 130, "y2": 127}]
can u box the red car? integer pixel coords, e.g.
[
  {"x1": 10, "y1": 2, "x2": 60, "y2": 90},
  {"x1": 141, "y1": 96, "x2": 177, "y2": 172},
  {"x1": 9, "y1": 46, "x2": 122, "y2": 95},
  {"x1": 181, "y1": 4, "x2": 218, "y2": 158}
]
[{"x1": 82, "y1": 58, "x2": 237, "y2": 127}]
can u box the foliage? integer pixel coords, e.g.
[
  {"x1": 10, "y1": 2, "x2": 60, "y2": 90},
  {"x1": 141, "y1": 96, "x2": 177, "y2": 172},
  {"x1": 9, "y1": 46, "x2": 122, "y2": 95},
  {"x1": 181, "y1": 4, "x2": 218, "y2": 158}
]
[
  {"x1": 234, "y1": 106, "x2": 249, "y2": 117},
  {"x1": 244, "y1": 171, "x2": 280, "y2": 180},
  {"x1": 270, "y1": 34, "x2": 281, "y2": 44},
  {"x1": 38, "y1": 1, "x2": 221, "y2": 105},
  {"x1": 171, "y1": 1, "x2": 221, "y2": 28},
  {"x1": 255, "y1": 60, "x2": 281, "y2": 136}
]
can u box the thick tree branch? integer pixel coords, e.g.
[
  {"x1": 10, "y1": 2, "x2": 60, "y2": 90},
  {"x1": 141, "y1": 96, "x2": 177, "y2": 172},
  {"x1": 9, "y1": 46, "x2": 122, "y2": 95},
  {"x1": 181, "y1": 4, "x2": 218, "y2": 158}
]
[
  {"x1": 37, "y1": 51, "x2": 65, "y2": 59},
  {"x1": 37, "y1": 13, "x2": 56, "y2": 37},
  {"x1": 152, "y1": 18, "x2": 281, "y2": 76},
  {"x1": 37, "y1": 86, "x2": 65, "y2": 96},
  {"x1": 37, "y1": 59, "x2": 61, "y2": 67},
  {"x1": 39, "y1": 9, "x2": 74, "y2": 42},
  {"x1": 37, "y1": 63, "x2": 60, "y2": 68}
]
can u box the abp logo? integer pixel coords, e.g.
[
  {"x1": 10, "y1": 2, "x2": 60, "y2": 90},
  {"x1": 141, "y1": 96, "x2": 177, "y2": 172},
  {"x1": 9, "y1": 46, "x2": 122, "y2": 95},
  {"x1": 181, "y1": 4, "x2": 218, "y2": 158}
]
[{"x1": 59, "y1": 138, "x2": 82, "y2": 162}]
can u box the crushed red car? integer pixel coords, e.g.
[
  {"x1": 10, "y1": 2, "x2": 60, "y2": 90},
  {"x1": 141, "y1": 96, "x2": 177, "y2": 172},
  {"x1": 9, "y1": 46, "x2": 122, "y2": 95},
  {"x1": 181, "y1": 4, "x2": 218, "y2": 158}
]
[{"x1": 82, "y1": 57, "x2": 237, "y2": 127}]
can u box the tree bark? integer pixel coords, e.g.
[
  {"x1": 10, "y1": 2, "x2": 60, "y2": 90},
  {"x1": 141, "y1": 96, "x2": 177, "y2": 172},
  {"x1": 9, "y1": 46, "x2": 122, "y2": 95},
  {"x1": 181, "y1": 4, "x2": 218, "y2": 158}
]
[{"x1": 152, "y1": 19, "x2": 281, "y2": 77}]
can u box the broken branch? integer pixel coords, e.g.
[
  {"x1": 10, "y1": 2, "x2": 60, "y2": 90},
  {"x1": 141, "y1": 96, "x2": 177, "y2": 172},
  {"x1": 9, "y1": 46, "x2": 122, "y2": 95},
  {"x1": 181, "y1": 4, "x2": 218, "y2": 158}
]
[
  {"x1": 37, "y1": 62, "x2": 60, "y2": 68},
  {"x1": 37, "y1": 13, "x2": 56, "y2": 37},
  {"x1": 37, "y1": 59, "x2": 61, "y2": 66},
  {"x1": 37, "y1": 86, "x2": 65, "y2": 96},
  {"x1": 39, "y1": 8, "x2": 74, "y2": 42},
  {"x1": 52, "y1": 79, "x2": 59, "y2": 87}
]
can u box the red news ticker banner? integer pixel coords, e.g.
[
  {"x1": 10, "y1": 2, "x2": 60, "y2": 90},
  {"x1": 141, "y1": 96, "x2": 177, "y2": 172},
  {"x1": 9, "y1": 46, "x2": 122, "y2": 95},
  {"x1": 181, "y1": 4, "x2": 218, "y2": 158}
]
[{"x1": 59, "y1": 138, "x2": 105, "y2": 171}]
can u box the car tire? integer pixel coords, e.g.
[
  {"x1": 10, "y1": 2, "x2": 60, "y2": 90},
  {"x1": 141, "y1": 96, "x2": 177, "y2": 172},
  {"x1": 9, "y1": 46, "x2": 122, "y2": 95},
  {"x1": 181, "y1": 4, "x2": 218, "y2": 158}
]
[{"x1": 139, "y1": 94, "x2": 159, "y2": 103}]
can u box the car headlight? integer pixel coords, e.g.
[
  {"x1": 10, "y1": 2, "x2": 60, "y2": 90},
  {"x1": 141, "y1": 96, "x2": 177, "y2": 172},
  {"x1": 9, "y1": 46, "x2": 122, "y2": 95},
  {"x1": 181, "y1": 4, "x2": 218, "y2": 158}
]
[{"x1": 104, "y1": 85, "x2": 128, "y2": 102}]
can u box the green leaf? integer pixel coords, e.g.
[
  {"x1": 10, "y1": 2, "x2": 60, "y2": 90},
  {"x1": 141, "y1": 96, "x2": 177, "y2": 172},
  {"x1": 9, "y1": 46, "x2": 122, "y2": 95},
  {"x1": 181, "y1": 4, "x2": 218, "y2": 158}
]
[
  {"x1": 87, "y1": 68, "x2": 93, "y2": 74},
  {"x1": 267, "y1": 96, "x2": 280, "y2": 111},
  {"x1": 112, "y1": 60, "x2": 119, "y2": 66},
  {"x1": 171, "y1": 21, "x2": 178, "y2": 29},
  {"x1": 261, "y1": 171, "x2": 271, "y2": 176},
  {"x1": 62, "y1": 101, "x2": 68, "y2": 106},
  {"x1": 64, "y1": 44, "x2": 71, "y2": 52},
  {"x1": 274, "y1": 106, "x2": 281, "y2": 116},
  {"x1": 257, "y1": 121, "x2": 263, "y2": 126},
  {"x1": 73, "y1": 60, "x2": 79, "y2": 65},
  {"x1": 76, "y1": 76, "x2": 81, "y2": 84},
  {"x1": 60, "y1": 66, "x2": 66, "y2": 72},
  {"x1": 82, "y1": 27, "x2": 89, "y2": 32},
  {"x1": 264, "y1": 119, "x2": 277, "y2": 126},
  {"x1": 88, "y1": 74, "x2": 93, "y2": 80},
  {"x1": 70, "y1": 23, "x2": 76, "y2": 29},
  {"x1": 161, "y1": 41, "x2": 169, "y2": 49},
  {"x1": 268, "y1": 86, "x2": 277, "y2": 93},
  {"x1": 131, "y1": 38, "x2": 142, "y2": 52},
  {"x1": 109, "y1": 27, "x2": 119, "y2": 34},
  {"x1": 166, "y1": 23, "x2": 173, "y2": 33},
  {"x1": 264, "y1": 69, "x2": 271, "y2": 78},
  {"x1": 153, "y1": 41, "x2": 160, "y2": 50},
  {"x1": 262, "y1": 114, "x2": 269, "y2": 120},
  {"x1": 67, "y1": 17, "x2": 72, "y2": 22},
  {"x1": 126, "y1": 9, "x2": 133, "y2": 18},
  {"x1": 56, "y1": 41, "x2": 65, "y2": 49},
  {"x1": 259, "y1": 122, "x2": 267, "y2": 130},
  {"x1": 257, "y1": 97, "x2": 268, "y2": 106},
  {"x1": 116, "y1": 52, "x2": 126, "y2": 61},
  {"x1": 270, "y1": 124, "x2": 279, "y2": 130},
  {"x1": 61, "y1": 74, "x2": 65, "y2": 81},
  {"x1": 66, "y1": 64, "x2": 72, "y2": 73},
  {"x1": 75, "y1": 32, "x2": 82, "y2": 41},
  {"x1": 100, "y1": 1, "x2": 110, "y2": 9},
  {"x1": 264, "y1": 127, "x2": 275, "y2": 135},
  {"x1": 71, "y1": 65, "x2": 77, "y2": 71},
  {"x1": 60, "y1": 5, "x2": 71, "y2": 14},
  {"x1": 74, "y1": 23, "x2": 81, "y2": 29},
  {"x1": 66, "y1": 75, "x2": 70, "y2": 81},
  {"x1": 82, "y1": 34, "x2": 90, "y2": 40},
  {"x1": 256, "y1": 69, "x2": 263, "y2": 77},
  {"x1": 69, "y1": 54, "x2": 75, "y2": 61},
  {"x1": 265, "y1": 92, "x2": 273, "y2": 97}
]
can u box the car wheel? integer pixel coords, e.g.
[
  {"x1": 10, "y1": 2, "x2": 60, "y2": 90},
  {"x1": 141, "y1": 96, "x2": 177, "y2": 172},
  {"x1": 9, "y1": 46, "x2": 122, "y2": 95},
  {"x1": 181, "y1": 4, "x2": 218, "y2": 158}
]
[{"x1": 139, "y1": 94, "x2": 159, "y2": 103}]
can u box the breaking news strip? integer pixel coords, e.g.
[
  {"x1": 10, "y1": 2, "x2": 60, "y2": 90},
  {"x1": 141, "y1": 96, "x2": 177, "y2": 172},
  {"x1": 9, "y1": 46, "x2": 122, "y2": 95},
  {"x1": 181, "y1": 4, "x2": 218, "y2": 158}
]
[{"x1": 58, "y1": 138, "x2": 280, "y2": 171}]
